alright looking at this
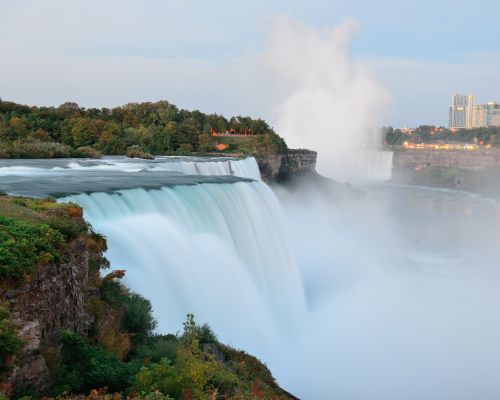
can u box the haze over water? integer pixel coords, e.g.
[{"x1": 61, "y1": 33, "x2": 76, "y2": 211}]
[{"x1": 3, "y1": 157, "x2": 500, "y2": 399}]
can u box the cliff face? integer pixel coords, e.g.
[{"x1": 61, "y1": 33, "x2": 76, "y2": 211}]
[
  {"x1": 1, "y1": 240, "x2": 96, "y2": 393},
  {"x1": 0, "y1": 198, "x2": 104, "y2": 396},
  {"x1": 256, "y1": 149, "x2": 317, "y2": 183},
  {"x1": 392, "y1": 147, "x2": 500, "y2": 170}
]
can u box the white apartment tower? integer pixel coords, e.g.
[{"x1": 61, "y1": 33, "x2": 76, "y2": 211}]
[
  {"x1": 449, "y1": 93, "x2": 474, "y2": 129},
  {"x1": 472, "y1": 102, "x2": 500, "y2": 128}
]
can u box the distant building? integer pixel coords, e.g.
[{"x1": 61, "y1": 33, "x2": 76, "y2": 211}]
[
  {"x1": 449, "y1": 94, "x2": 474, "y2": 129},
  {"x1": 472, "y1": 102, "x2": 500, "y2": 128}
]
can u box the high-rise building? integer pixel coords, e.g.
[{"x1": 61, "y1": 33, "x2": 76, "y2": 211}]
[
  {"x1": 449, "y1": 93, "x2": 474, "y2": 129},
  {"x1": 472, "y1": 102, "x2": 500, "y2": 128}
]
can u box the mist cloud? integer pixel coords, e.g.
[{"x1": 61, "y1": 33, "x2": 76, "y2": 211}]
[{"x1": 264, "y1": 17, "x2": 390, "y2": 180}]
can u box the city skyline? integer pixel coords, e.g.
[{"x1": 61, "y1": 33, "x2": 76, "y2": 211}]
[{"x1": 449, "y1": 93, "x2": 500, "y2": 130}]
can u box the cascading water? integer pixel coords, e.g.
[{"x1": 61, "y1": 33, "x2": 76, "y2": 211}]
[
  {"x1": 2, "y1": 154, "x2": 500, "y2": 399},
  {"x1": 60, "y1": 179, "x2": 305, "y2": 345},
  {"x1": 357, "y1": 150, "x2": 393, "y2": 181},
  {"x1": 0, "y1": 156, "x2": 262, "y2": 181}
]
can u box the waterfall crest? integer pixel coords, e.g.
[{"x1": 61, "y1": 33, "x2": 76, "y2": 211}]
[
  {"x1": 61, "y1": 181, "x2": 305, "y2": 338},
  {"x1": 0, "y1": 156, "x2": 261, "y2": 181}
]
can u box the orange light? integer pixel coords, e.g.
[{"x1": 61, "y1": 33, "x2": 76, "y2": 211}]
[{"x1": 214, "y1": 143, "x2": 229, "y2": 151}]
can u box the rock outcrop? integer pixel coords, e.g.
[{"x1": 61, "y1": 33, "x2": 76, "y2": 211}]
[
  {"x1": 0, "y1": 198, "x2": 105, "y2": 397},
  {"x1": 0, "y1": 239, "x2": 98, "y2": 392},
  {"x1": 256, "y1": 149, "x2": 317, "y2": 183},
  {"x1": 1, "y1": 238, "x2": 96, "y2": 393}
]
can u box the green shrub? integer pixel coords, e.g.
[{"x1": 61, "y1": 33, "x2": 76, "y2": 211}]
[
  {"x1": 0, "y1": 303, "x2": 22, "y2": 372},
  {"x1": 13, "y1": 140, "x2": 73, "y2": 158},
  {"x1": 122, "y1": 293, "x2": 157, "y2": 346},
  {"x1": 45, "y1": 215, "x2": 88, "y2": 240},
  {"x1": 181, "y1": 314, "x2": 217, "y2": 346},
  {"x1": 0, "y1": 215, "x2": 63, "y2": 278},
  {"x1": 132, "y1": 335, "x2": 178, "y2": 364},
  {"x1": 99, "y1": 279, "x2": 157, "y2": 349},
  {"x1": 54, "y1": 330, "x2": 141, "y2": 395},
  {"x1": 133, "y1": 316, "x2": 239, "y2": 399}
]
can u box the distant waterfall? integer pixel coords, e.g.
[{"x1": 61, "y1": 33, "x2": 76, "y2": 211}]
[
  {"x1": 61, "y1": 181, "x2": 305, "y2": 338},
  {"x1": 358, "y1": 150, "x2": 393, "y2": 181}
]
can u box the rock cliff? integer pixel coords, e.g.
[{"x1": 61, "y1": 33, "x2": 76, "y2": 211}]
[
  {"x1": 1, "y1": 239, "x2": 96, "y2": 393},
  {"x1": 256, "y1": 149, "x2": 318, "y2": 183},
  {"x1": 0, "y1": 198, "x2": 105, "y2": 397},
  {"x1": 392, "y1": 147, "x2": 500, "y2": 170}
]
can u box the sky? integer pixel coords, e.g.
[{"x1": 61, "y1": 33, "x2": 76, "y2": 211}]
[{"x1": 0, "y1": 0, "x2": 499, "y2": 128}]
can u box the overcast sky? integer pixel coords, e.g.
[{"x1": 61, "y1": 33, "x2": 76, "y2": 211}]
[{"x1": 1, "y1": 0, "x2": 499, "y2": 127}]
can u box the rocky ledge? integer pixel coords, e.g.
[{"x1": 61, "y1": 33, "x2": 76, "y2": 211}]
[{"x1": 256, "y1": 149, "x2": 318, "y2": 183}]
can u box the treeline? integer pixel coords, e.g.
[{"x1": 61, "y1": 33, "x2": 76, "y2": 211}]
[
  {"x1": 0, "y1": 100, "x2": 287, "y2": 158},
  {"x1": 384, "y1": 125, "x2": 500, "y2": 147}
]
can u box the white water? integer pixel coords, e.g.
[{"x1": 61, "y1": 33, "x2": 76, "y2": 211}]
[
  {"x1": 357, "y1": 150, "x2": 393, "y2": 181},
  {"x1": 38, "y1": 156, "x2": 500, "y2": 399},
  {"x1": 61, "y1": 180, "x2": 305, "y2": 343},
  {"x1": 0, "y1": 156, "x2": 261, "y2": 180}
]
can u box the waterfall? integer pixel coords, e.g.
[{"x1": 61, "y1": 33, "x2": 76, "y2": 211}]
[
  {"x1": 0, "y1": 156, "x2": 261, "y2": 181},
  {"x1": 60, "y1": 180, "x2": 305, "y2": 341},
  {"x1": 358, "y1": 150, "x2": 393, "y2": 181},
  {"x1": 143, "y1": 157, "x2": 262, "y2": 180}
]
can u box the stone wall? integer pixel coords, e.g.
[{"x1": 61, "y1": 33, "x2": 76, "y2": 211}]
[
  {"x1": 256, "y1": 149, "x2": 317, "y2": 182},
  {"x1": 393, "y1": 148, "x2": 500, "y2": 171}
]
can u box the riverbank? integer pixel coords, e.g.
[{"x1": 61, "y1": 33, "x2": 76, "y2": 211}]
[{"x1": 392, "y1": 165, "x2": 500, "y2": 200}]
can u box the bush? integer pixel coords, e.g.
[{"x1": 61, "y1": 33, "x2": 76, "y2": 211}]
[
  {"x1": 181, "y1": 314, "x2": 217, "y2": 346},
  {"x1": 126, "y1": 145, "x2": 153, "y2": 160},
  {"x1": 132, "y1": 335, "x2": 178, "y2": 364},
  {"x1": 122, "y1": 293, "x2": 157, "y2": 346},
  {"x1": 133, "y1": 316, "x2": 239, "y2": 399},
  {"x1": 0, "y1": 303, "x2": 22, "y2": 373},
  {"x1": 0, "y1": 215, "x2": 63, "y2": 278},
  {"x1": 54, "y1": 330, "x2": 141, "y2": 395},
  {"x1": 75, "y1": 146, "x2": 102, "y2": 159},
  {"x1": 13, "y1": 140, "x2": 73, "y2": 158}
]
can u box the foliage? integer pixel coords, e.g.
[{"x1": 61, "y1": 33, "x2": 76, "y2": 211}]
[
  {"x1": 133, "y1": 316, "x2": 238, "y2": 400},
  {"x1": 181, "y1": 314, "x2": 217, "y2": 347},
  {"x1": 121, "y1": 293, "x2": 157, "y2": 346},
  {"x1": 0, "y1": 99, "x2": 287, "y2": 157},
  {"x1": 0, "y1": 215, "x2": 63, "y2": 278},
  {"x1": 132, "y1": 335, "x2": 178, "y2": 364},
  {"x1": 0, "y1": 196, "x2": 105, "y2": 280},
  {"x1": 126, "y1": 145, "x2": 153, "y2": 160},
  {"x1": 0, "y1": 303, "x2": 22, "y2": 373},
  {"x1": 384, "y1": 125, "x2": 500, "y2": 147},
  {"x1": 75, "y1": 146, "x2": 102, "y2": 159},
  {"x1": 54, "y1": 331, "x2": 141, "y2": 395}
]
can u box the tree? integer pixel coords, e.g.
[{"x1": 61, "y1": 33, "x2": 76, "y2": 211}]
[{"x1": 122, "y1": 293, "x2": 157, "y2": 346}]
